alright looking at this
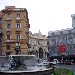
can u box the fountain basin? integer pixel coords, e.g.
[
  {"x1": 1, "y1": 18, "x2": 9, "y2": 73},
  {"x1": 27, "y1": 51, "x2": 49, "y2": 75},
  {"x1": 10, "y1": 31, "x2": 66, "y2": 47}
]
[
  {"x1": 0, "y1": 68, "x2": 53, "y2": 75},
  {"x1": 0, "y1": 55, "x2": 54, "y2": 75}
]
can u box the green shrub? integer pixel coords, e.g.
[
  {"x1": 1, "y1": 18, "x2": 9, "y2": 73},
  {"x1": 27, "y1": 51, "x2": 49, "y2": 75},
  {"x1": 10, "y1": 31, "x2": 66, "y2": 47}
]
[{"x1": 54, "y1": 68, "x2": 74, "y2": 75}]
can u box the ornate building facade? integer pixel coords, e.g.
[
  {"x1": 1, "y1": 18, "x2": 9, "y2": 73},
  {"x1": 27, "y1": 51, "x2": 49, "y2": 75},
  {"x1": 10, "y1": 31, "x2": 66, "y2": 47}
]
[
  {"x1": 48, "y1": 14, "x2": 75, "y2": 56},
  {"x1": 0, "y1": 6, "x2": 30, "y2": 55},
  {"x1": 29, "y1": 31, "x2": 49, "y2": 59}
]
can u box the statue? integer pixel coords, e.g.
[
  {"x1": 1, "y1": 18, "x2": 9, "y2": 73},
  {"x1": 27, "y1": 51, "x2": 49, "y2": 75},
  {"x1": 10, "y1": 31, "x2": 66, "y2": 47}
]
[{"x1": 14, "y1": 43, "x2": 21, "y2": 55}]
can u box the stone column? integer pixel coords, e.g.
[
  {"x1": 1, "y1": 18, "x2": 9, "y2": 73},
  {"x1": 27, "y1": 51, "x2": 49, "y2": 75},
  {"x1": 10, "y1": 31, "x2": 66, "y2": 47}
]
[
  {"x1": 43, "y1": 51, "x2": 45, "y2": 59},
  {"x1": 38, "y1": 51, "x2": 39, "y2": 59},
  {"x1": 46, "y1": 52, "x2": 47, "y2": 59}
]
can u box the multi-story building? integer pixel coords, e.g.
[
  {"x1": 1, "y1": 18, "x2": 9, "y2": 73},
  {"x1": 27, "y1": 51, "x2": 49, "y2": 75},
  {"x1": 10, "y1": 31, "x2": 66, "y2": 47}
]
[
  {"x1": 48, "y1": 14, "x2": 75, "y2": 56},
  {"x1": 0, "y1": 6, "x2": 30, "y2": 55},
  {"x1": 29, "y1": 30, "x2": 49, "y2": 59}
]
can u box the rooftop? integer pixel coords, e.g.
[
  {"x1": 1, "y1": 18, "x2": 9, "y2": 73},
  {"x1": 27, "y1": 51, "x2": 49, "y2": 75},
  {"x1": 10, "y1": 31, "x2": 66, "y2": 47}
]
[{"x1": 1, "y1": 6, "x2": 27, "y2": 12}]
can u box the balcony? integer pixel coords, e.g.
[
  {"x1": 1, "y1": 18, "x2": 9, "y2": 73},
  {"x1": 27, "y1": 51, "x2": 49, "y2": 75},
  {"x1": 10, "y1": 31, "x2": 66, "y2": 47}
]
[
  {"x1": 5, "y1": 39, "x2": 21, "y2": 43},
  {"x1": 16, "y1": 20, "x2": 21, "y2": 23},
  {"x1": 15, "y1": 28, "x2": 21, "y2": 34},
  {"x1": 15, "y1": 28, "x2": 21, "y2": 31},
  {"x1": 16, "y1": 17, "x2": 21, "y2": 20},
  {"x1": 5, "y1": 40, "x2": 11, "y2": 43},
  {"x1": 6, "y1": 17, "x2": 11, "y2": 20},
  {"x1": 16, "y1": 39, "x2": 20, "y2": 42},
  {"x1": 6, "y1": 29, "x2": 10, "y2": 31},
  {"x1": 7, "y1": 40, "x2": 16, "y2": 43}
]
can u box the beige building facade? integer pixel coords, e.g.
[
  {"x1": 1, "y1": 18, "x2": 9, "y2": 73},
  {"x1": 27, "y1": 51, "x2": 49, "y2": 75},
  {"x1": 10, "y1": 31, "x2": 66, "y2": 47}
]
[
  {"x1": 0, "y1": 6, "x2": 30, "y2": 55},
  {"x1": 29, "y1": 31, "x2": 49, "y2": 59}
]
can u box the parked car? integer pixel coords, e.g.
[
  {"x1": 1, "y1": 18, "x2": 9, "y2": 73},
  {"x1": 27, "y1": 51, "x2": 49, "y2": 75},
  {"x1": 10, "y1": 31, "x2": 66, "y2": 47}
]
[
  {"x1": 64, "y1": 60, "x2": 72, "y2": 65},
  {"x1": 49, "y1": 59, "x2": 60, "y2": 65}
]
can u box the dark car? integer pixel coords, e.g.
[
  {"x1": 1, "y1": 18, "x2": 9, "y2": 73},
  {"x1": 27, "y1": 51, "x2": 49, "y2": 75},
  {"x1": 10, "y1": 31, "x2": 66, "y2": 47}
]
[{"x1": 64, "y1": 60, "x2": 72, "y2": 65}]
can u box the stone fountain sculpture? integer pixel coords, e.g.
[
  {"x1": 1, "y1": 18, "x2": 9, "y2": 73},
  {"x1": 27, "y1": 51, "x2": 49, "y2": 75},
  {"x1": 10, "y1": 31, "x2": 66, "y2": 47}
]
[{"x1": 0, "y1": 43, "x2": 54, "y2": 75}]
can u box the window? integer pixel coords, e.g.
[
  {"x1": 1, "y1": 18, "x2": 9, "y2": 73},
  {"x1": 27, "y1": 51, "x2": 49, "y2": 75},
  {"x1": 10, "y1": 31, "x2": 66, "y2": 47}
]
[
  {"x1": 63, "y1": 36, "x2": 67, "y2": 44},
  {"x1": 17, "y1": 14, "x2": 20, "y2": 18},
  {"x1": 0, "y1": 18, "x2": 1, "y2": 21},
  {"x1": 7, "y1": 45, "x2": 10, "y2": 50},
  {"x1": 16, "y1": 34, "x2": 20, "y2": 39},
  {"x1": 0, "y1": 18, "x2": 2, "y2": 24},
  {"x1": 16, "y1": 43, "x2": 20, "y2": 46},
  {"x1": 16, "y1": 24, "x2": 21, "y2": 28},
  {"x1": 7, "y1": 35, "x2": 10, "y2": 39},
  {"x1": 51, "y1": 39, "x2": 56, "y2": 45},
  {"x1": 7, "y1": 24, "x2": 10, "y2": 29},
  {"x1": 67, "y1": 35, "x2": 73, "y2": 44},
  {"x1": 16, "y1": 34, "x2": 21, "y2": 41},
  {"x1": 0, "y1": 39, "x2": 2, "y2": 42},
  {"x1": 7, "y1": 14, "x2": 11, "y2": 18},
  {"x1": 0, "y1": 33, "x2": 2, "y2": 38}
]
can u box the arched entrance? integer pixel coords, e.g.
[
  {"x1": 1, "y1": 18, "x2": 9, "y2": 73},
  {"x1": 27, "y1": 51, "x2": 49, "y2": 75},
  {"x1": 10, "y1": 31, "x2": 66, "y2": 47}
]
[{"x1": 39, "y1": 47, "x2": 43, "y2": 59}]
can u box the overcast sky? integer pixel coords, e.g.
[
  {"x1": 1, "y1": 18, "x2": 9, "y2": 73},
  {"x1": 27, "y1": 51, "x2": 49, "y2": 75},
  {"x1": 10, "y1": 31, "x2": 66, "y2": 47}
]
[{"x1": 0, "y1": 0, "x2": 75, "y2": 35}]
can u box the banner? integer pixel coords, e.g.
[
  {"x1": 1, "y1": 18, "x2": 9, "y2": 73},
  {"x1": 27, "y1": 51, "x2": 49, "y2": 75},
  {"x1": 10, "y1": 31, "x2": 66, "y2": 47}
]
[{"x1": 58, "y1": 43, "x2": 66, "y2": 54}]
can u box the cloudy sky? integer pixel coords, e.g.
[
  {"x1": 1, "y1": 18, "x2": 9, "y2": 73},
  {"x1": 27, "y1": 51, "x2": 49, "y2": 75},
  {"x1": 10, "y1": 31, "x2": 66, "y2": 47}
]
[{"x1": 0, "y1": 0, "x2": 75, "y2": 35}]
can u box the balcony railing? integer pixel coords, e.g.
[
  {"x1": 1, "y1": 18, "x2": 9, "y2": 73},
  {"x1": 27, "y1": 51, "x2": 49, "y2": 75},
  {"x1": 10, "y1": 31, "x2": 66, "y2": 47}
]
[
  {"x1": 16, "y1": 17, "x2": 21, "y2": 20},
  {"x1": 16, "y1": 39, "x2": 20, "y2": 42},
  {"x1": 15, "y1": 28, "x2": 21, "y2": 31},
  {"x1": 5, "y1": 40, "x2": 11, "y2": 43},
  {"x1": 6, "y1": 17, "x2": 11, "y2": 20},
  {"x1": 6, "y1": 29, "x2": 10, "y2": 31},
  {"x1": 5, "y1": 39, "x2": 20, "y2": 43}
]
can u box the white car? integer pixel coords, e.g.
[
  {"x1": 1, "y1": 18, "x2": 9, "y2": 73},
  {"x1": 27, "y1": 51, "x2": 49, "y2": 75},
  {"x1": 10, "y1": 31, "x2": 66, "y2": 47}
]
[
  {"x1": 49, "y1": 61, "x2": 56, "y2": 65},
  {"x1": 49, "y1": 59, "x2": 60, "y2": 65}
]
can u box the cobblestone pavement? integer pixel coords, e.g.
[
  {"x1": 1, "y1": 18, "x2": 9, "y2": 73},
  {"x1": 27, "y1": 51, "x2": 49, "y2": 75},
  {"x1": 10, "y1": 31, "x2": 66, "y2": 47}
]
[{"x1": 55, "y1": 64, "x2": 75, "y2": 75}]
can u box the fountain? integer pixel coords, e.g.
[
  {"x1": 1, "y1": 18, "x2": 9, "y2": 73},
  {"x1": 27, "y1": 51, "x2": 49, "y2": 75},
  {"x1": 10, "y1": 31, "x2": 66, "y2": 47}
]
[{"x1": 0, "y1": 44, "x2": 54, "y2": 75}]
